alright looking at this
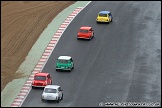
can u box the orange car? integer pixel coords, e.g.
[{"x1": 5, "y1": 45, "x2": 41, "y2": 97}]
[
  {"x1": 32, "y1": 72, "x2": 52, "y2": 88},
  {"x1": 77, "y1": 26, "x2": 94, "y2": 40}
]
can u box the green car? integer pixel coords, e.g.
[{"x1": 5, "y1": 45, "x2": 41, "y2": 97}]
[{"x1": 56, "y1": 56, "x2": 74, "y2": 72}]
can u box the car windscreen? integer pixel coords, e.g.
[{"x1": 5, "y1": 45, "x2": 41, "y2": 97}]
[
  {"x1": 45, "y1": 88, "x2": 57, "y2": 93},
  {"x1": 34, "y1": 76, "x2": 46, "y2": 80},
  {"x1": 79, "y1": 29, "x2": 88, "y2": 33},
  {"x1": 58, "y1": 59, "x2": 68, "y2": 64},
  {"x1": 99, "y1": 13, "x2": 107, "y2": 17}
]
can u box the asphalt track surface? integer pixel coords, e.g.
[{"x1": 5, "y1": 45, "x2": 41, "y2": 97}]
[{"x1": 22, "y1": 1, "x2": 161, "y2": 107}]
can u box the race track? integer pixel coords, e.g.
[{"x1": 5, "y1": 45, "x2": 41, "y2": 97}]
[{"x1": 22, "y1": 1, "x2": 161, "y2": 107}]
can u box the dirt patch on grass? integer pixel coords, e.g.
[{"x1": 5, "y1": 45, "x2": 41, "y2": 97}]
[{"x1": 1, "y1": 1, "x2": 76, "y2": 92}]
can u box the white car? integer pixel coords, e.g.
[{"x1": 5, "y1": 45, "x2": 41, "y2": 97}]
[{"x1": 41, "y1": 85, "x2": 63, "y2": 103}]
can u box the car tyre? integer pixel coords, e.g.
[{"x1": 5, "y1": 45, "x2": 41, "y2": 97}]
[
  {"x1": 41, "y1": 98, "x2": 45, "y2": 102},
  {"x1": 32, "y1": 86, "x2": 35, "y2": 89},
  {"x1": 111, "y1": 17, "x2": 113, "y2": 22},
  {"x1": 56, "y1": 98, "x2": 60, "y2": 103}
]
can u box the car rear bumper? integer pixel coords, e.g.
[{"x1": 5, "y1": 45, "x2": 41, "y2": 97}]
[
  {"x1": 32, "y1": 85, "x2": 46, "y2": 87},
  {"x1": 77, "y1": 37, "x2": 91, "y2": 39},
  {"x1": 96, "y1": 20, "x2": 109, "y2": 22},
  {"x1": 56, "y1": 68, "x2": 71, "y2": 70}
]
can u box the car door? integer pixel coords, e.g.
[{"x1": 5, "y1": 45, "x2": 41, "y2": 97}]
[
  {"x1": 58, "y1": 87, "x2": 62, "y2": 99},
  {"x1": 48, "y1": 74, "x2": 52, "y2": 84},
  {"x1": 47, "y1": 75, "x2": 50, "y2": 85},
  {"x1": 91, "y1": 28, "x2": 94, "y2": 36},
  {"x1": 70, "y1": 58, "x2": 74, "y2": 68},
  {"x1": 89, "y1": 28, "x2": 93, "y2": 37},
  {"x1": 108, "y1": 13, "x2": 112, "y2": 21}
]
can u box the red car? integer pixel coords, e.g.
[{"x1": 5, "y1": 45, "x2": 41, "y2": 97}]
[
  {"x1": 77, "y1": 26, "x2": 94, "y2": 40},
  {"x1": 32, "y1": 72, "x2": 52, "y2": 88}
]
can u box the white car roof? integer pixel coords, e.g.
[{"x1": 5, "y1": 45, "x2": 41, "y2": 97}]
[
  {"x1": 58, "y1": 56, "x2": 71, "y2": 60},
  {"x1": 45, "y1": 85, "x2": 60, "y2": 89}
]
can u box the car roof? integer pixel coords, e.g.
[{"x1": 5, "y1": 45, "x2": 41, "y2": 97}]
[
  {"x1": 35, "y1": 72, "x2": 49, "y2": 76},
  {"x1": 80, "y1": 26, "x2": 92, "y2": 30},
  {"x1": 58, "y1": 56, "x2": 71, "y2": 60},
  {"x1": 45, "y1": 85, "x2": 60, "y2": 89},
  {"x1": 99, "y1": 11, "x2": 111, "y2": 14}
]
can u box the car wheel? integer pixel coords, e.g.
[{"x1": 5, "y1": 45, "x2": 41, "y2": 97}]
[
  {"x1": 96, "y1": 21, "x2": 99, "y2": 24},
  {"x1": 61, "y1": 94, "x2": 63, "y2": 100},
  {"x1": 41, "y1": 98, "x2": 44, "y2": 102},
  {"x1": 111, "y1": 17, "x2": 113, "y2": 22},
  {"x1": 57, "y1": 98, "x2": 60, "y2": 103},
  {"x1": 32, "y1": 86, "x2": 35, "y2": 89}
]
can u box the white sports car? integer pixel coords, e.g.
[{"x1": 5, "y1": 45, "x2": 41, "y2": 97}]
[{"x1": 41, "y1": 85, "x2": 63, "y2": 103}]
